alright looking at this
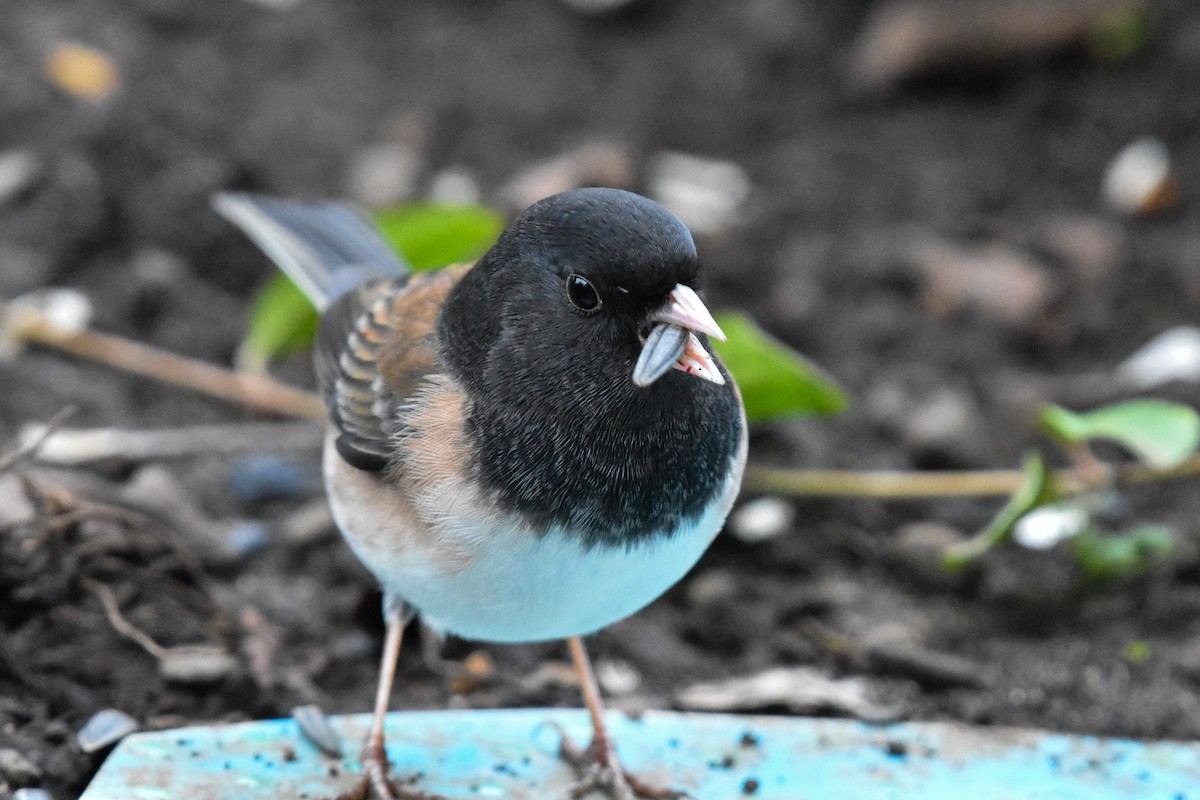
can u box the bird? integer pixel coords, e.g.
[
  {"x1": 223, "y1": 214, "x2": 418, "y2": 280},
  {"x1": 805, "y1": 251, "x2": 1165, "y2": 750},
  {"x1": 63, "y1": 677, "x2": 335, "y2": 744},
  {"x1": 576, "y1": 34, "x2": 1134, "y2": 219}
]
[{"x1": 214, "y1": 187, "x2": 747, "y2": 800}]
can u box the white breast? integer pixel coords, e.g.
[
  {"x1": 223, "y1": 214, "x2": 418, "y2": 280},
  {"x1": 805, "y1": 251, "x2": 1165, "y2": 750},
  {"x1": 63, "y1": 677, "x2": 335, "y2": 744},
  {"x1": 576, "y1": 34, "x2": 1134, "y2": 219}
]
[{"x1": 325, "y1": 433, "x2": 746, "y2": 643}]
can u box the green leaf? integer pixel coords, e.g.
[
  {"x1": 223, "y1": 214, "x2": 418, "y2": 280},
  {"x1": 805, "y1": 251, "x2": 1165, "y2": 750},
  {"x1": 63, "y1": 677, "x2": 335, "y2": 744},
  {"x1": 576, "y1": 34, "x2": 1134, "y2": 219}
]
[
  {"x1": 1070, "y1": 524, "x2": 1175, "y2": 582},
  {"x1": 238, "y1": 273, "x2": 320, "y2": 373},
  {"x1": 941, "y1": 452, "x2": 1053, "y2": 570},
  {"x1": 1040, "y1": 401, "x2": 1200, "y2": 469},
  {"x1": 711, "y1": 312, "x2": 847, "y2": 423},
  {"x1": 241, "y1": 202, "x2": 504, "y2": 368},
  {"x1": 373, "y1": 202, "x2": 504, "y2": 272}
]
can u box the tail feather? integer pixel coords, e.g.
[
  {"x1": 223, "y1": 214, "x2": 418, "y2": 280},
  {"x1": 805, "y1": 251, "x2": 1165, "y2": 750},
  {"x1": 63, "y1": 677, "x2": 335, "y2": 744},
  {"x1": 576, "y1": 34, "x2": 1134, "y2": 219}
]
[{"x1": 212, "y1": 193, "x2": 409, "y2": 311}]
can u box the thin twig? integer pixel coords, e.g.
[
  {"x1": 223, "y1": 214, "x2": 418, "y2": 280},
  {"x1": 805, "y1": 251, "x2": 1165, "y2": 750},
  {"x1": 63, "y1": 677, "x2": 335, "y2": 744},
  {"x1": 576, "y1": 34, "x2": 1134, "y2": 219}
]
[
  {"x1": 87, "y1": 579, "x2": 167, "y2": 659},
  {"x1": 1, "y1": 302, "x2": 324, "y2": 420},
  {"x1": 27, "y1": 421, "x2": 323, "y2": 466},
  {"x1": 0, "y1": 405, "x2": 76, "y2": 474},
  {"x1": 743, "y1": 466, "x2": 1026, "y2": 498},
  {"x1": 742, "y1": 454, "x2": 1200, "y2": 499}
]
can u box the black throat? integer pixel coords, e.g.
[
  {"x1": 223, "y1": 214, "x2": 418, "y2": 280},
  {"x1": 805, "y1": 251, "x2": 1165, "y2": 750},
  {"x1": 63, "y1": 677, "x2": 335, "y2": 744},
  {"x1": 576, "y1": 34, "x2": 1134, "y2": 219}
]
[{"x1": 439, "y1": 267, "x2": 742, "y2": 549}]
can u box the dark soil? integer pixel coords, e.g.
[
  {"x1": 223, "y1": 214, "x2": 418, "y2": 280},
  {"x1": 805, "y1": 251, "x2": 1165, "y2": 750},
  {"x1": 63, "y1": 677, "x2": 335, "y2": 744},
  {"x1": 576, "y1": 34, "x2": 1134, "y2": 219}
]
[{"x1": 4, "y1": 1, "x2": 1200, "y2": 797}]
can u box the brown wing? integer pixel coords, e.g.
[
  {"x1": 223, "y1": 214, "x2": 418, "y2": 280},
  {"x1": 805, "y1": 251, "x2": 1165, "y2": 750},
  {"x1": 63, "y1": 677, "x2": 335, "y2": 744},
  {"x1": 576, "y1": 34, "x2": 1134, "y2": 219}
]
[{"x1": 314, "y1": 263, "x2": 471, "y2": 471}]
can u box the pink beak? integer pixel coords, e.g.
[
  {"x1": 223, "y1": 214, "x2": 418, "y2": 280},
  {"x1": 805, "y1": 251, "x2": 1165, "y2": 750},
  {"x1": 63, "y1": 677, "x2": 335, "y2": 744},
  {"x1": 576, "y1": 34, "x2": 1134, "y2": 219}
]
[{"x1": 632, "y1": 284, "x2": 726, "y2": 388}]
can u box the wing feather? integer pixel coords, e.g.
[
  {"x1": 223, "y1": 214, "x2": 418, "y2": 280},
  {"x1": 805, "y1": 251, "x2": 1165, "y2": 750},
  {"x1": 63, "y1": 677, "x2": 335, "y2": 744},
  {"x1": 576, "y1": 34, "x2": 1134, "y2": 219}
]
[{"x1": 314, "y1": 264, "x2": 471, "y2": 471}]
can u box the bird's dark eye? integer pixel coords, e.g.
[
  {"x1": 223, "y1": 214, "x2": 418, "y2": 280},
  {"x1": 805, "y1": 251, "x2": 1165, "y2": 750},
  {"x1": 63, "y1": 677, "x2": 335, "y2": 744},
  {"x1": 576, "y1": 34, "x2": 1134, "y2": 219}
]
[{"x1": 566, "y1": 273, "x2": 602, "y2": 313}]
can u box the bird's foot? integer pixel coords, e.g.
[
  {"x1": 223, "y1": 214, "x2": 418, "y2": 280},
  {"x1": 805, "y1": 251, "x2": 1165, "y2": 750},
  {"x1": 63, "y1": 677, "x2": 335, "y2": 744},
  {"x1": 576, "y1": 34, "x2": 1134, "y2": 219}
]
[
  {"x1": 558, "y1": 730, "x2": 687, "y2": 800},
  {"x1": 335, "y1": 741, "x2": 446, "y2": 800}
]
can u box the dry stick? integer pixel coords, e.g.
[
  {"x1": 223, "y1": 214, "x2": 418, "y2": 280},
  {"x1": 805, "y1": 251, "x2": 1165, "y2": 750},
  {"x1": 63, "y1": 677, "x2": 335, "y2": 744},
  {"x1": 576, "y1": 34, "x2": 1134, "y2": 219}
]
[
  {"x1": 744, "y1": 454, "x2": 1200, "y2": 499},
  {"x1": 0, "y1": 405, "x2": 77, "y2": 474},
  {"x1": 9, "y1": 300, "x2": 1200, "y2": 500},
  {"x1": 87, "y1": 579, "x2": 169, "y2": 659},
  {"x1": 2, "y1": 303, "x2": 325, "y2": 420},
  {"x1": 29, "y1": 421, "x2": 323, "y2": 465},
  {"x1": 743, "y1": 467, "x2": 1026, "y2": 498}
]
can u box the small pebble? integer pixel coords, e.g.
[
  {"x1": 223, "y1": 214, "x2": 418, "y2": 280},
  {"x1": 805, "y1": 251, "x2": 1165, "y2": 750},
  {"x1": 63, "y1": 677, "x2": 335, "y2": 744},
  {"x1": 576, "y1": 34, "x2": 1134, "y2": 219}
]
[
  {"x1": 0, "y1": 150, "x2": 41, "y2": 206},
  {"x1": 224, "y1": 521, "x2": 272, "y2": 557},
  {"x1": 0, "y1": 748, "x2": 42, "y2": 785},
  {"x1": 449, "y1": 650, "x2": 495, "y2": 693},
  {"x1": 685, "y1": 569, "x2": 739, "y2": 607},
  {"x1": 293, "y1": 704, "x2": 343, "y2": 757},
  {"x1": 76, "y1": 709, "x2": 138, "y2": 753},
  {"x1": 13, "y1": 789, "x2": 53, "y2": 800},
  {"x1": 463, "y1": 650, "x2": 495, "y2": 678},
  {"x1": 595, "y1": 658, "x2": 642, "y2": 695},
  {"x1": 728, "y1": 497, "x2": 793, "y2": 543},
  {"x1": 901, "y1": 386, "x2": 977, "y2": 456},
  {"x1": 889, "y1": 522, "x2": 973, "y2": 588},
  {"x1": 45, "y1": 42, "x2": 120, "y2": 101},
  {"x1": 229, "y1": 455, "x2": 317, "y2": 504},
  {"x1": 1103, "y1": 137, "x2": 1177, "y2": 216}
]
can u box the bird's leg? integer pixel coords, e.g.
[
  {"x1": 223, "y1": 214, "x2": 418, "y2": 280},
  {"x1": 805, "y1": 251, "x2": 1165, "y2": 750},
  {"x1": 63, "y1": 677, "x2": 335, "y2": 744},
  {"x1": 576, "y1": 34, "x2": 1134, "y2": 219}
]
[
  {"x1": 558, "y1": 636, "x2": 687, "y2": 800},
  {"x1": 347, "y1": 595, "x2": 444, "y2": 800}
]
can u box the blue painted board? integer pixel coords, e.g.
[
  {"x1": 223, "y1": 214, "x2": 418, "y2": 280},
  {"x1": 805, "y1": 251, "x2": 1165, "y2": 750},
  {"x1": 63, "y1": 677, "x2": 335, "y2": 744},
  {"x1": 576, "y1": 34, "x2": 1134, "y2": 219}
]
[{"x1": 80, "y1": 709, "x2": 1200, "y2": 799}]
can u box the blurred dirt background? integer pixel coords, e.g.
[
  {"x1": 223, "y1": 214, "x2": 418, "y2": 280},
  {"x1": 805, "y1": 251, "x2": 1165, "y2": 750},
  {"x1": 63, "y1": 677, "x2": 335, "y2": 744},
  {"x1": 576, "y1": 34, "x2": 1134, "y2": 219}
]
[{"x1": 4, "y1": 0, "x2": 1200, "y2": 797}]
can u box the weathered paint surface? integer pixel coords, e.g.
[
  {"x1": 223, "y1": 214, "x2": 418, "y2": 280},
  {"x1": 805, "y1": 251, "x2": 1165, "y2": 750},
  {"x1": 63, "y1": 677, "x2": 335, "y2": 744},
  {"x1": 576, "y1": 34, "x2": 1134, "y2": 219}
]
[{"x1": 80, "y1": 709, "x2": 1200, "y2": 799}]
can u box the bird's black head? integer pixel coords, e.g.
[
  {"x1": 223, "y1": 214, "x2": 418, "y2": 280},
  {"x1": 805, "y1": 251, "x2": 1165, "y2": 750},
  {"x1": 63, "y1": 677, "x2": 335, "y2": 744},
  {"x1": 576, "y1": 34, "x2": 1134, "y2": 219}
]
[
  {"x1": 442, "y1": 188, "x2": 725, "y2": 392},
  {"x1": 440, "y1": 188, "x2": 742, "y2": 547},
  {"x1": 502, "y1": 187, "x2": 700, "y2": 324}
]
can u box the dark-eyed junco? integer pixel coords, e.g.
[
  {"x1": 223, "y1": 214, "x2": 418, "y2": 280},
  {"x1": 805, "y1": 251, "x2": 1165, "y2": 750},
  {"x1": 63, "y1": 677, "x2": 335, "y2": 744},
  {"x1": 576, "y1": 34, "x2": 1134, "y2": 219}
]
[{"x1": 215, "y1": 188, "x2": 747, "y2": 800}]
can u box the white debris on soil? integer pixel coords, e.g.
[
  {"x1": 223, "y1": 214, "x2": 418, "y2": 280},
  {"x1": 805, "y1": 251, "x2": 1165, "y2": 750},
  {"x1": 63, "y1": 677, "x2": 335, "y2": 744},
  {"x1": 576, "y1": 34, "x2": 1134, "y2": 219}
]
[
  {"x1": 1013, "y1": 504, "x2": 1090, "y2": 550},
  {"x1": 499, "y1": 142, "x2": 632, "y2": 211},
  {"x1": 7, "y1": 288, "x2": 93, "y2": 333},
  {"x1": 427, "y1": 166, "x2": 482, "y2": 205},
  {"x1": 912, "y1": 238, "x2": 1057, "y2": 328},
  {"x1": 1117, "y1": 326, "x2": 1200, "y2": 389},
  {"x1": 676, "y1": 666, "x2": 899, "y2": 721},
  {"x1": 648, "y1": 152, "x2": 751, "y2": 237},
  {"x1": 345, "y1": 142, "x2": 423, "y2": 207}
]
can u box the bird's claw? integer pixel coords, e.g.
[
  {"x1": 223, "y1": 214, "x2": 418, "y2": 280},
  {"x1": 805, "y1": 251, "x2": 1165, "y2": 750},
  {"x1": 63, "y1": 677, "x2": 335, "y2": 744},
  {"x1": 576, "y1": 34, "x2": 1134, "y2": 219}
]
[
  {"x1": 334, "y1": 743, "x2": 447, "y2": 800},
  {"x1": 558, "y1": 731, "x2": 688, "y2": 800}
]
